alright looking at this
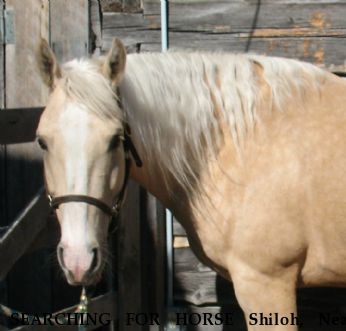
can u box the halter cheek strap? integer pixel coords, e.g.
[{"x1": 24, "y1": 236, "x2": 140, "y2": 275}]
[{"x1": 47, "y1": 129, "x2": 141, "y2": 228}]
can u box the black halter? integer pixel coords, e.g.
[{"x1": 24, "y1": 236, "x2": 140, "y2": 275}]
[{"x1": 47, "y1": 125, "x2": 142, "y2": 230}]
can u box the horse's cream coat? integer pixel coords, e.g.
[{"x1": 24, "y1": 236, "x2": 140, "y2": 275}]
[{"x1": 37, "y1": 39, "x2": 346, "y2": 330}]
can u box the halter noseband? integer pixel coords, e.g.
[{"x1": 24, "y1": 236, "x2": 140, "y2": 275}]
[{"x1": 47, "y1": 126, "x2": 142, "y2": 226}]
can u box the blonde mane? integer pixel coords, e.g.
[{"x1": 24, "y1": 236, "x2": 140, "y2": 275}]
[
  {"x1": 59, "y1": 52, "x2": 327, "y2": 192},
  {"x1": 120, "y1": 52, "x2": 325, "y2": 189}
]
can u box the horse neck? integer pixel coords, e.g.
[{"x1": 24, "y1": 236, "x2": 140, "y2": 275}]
[{"x1": 128, "y1": 138, "x2": 189, "y2": 215}]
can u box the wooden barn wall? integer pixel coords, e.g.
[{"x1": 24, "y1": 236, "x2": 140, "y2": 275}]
[{"x1": 101, "y1": 0, "x2": 346, "y2": 72}]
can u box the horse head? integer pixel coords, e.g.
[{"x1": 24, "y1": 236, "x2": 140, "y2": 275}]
[{"x1": 36, "y1": 38, "x2": 128, "y2": 285}]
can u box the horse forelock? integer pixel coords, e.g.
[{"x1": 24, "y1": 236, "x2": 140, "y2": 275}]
[{"x1": 58, "y1": 58, "x2": 124, "y2": 123}]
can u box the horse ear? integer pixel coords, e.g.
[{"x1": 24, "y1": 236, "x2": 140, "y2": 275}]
[
  {"x1": 37, "y1": 38, "x2": 61, "y2": 88},
  {"x1": 102, "y1": 38, "x2": 127, "y2": 85}
]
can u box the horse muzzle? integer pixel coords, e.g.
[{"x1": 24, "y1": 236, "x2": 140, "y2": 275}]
[{"x1": 57, "y1": 243, "x2": 103, "y2": 285}]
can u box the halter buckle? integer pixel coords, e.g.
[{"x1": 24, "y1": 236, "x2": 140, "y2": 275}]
[
  {"x1": 47, "y1": 194, "x2": 53, "y2": 206},
  {"x1": 112, "y1": 202, "x2": 121, "y2": 216}
]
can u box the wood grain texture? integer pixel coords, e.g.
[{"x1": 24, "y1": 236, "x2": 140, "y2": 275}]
[
  {"x1": 90, "y1": 0, "x2": 103, "y2": 55},
  {"x1": 102, "y1": 1, "x2": 346, "y2": 71},
  {"x1": 5, "y1": 0, "x2": 49, "y2": 108},
  {"x1": 4, "y1": 0, "x2": 50, "y2": 316},
  {"x1": 0, "y1": 0, "x2": 7, "y2": 315},
  {"x1": 174, "y1": 247, "x2": 236, "y2": 306},
  {"x1": 100, "y1": 0, "x2": 122, "y2": 12},
  {"x1": 123, "y1": 0, "x2": 142, "y2": 12},
  {"x1": 0, "y1": 0, "x2": 6, "y2": 227},
  {"x1": 50, "y1": 0, "x2": 89, "y2": 62},
  {"x1": 173, "y1": 218, "x2": 186, "y2": 236},
  {"x1": 101, "y1": 0, "x2": 142, "y2": 13}
]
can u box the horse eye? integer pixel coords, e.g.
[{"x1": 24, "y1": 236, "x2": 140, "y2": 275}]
[
  {"x1": 108, "y1": 135, "x2": 121, "y2": 150},
  {"x1": 37, "y1": 137, "x2": 48, "y2": 151}
]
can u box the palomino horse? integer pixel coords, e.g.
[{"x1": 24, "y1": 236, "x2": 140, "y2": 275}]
[{"x1": 36, "y1": 38, "x2": 346, "y2": 330}]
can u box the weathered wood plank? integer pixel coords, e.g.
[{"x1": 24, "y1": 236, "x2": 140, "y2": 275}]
[
  {"x1": 4, "y1": 0, "x2": 51, "y2": 316},
  {"x1": 173, "y1": 218, "x2": 186, "y2": 236},
  {"x1": 103, "y1": 26, "x2": 346, "y2": 71},
  {"x1": 5, "y1": 0, "x2": 49, "y2": 108},
  {"x1": 0, "y1": 0, "x2": 7, "y2": 321},
  {"x1": 50, "y1": 0, "x2": 89, "y2": 62},
  {"x1": 90, "y1": 0, "x2": 103, "y2": 55},
  {"x1": 102, "y1": 1, "x2": 346, "y2": 70},
  {"x1": 101, "y1": 0, "x2": 142, "y2": 13},
  {"x1": 0, "y1": 108, "x2": 43, "y2": 144},
  {"x1": 144, "y1": 1, "x2": 346, "y2": 29},
  {"x1": 174, "y1": 247, "x2": 236, "y2": 306},
  {"x1": 102, "y1": 26, "x2": 161, "y2": 52},
  {"x1": 0, "y1": 188, "x2": 50, "y2": 281},
  {"x1": 123, "y1": 0, "x2": 142, "y2": 12},
  {"x1": 101, "y1": 0, "x2": 123, "y2": 12},
  {"x1": 169, "y1": 35, "x2": 346, "y2": 68}
]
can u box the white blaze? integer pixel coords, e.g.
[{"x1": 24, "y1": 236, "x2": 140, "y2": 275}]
[{"x1": 58, "y1": 103, "x2": 94, "y2": 282}]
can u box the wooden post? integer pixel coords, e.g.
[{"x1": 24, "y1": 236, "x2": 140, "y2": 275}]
[
  {"x1": 117, "y1": 180, "x2": 143, "y2": 331},
  {"x1": 142, "y1": 192, "x2": 167, "y2": 331},
  {"x1": 4, "y1": 0, "x2": 51, "y2": 314},
  {"x1": 0, "y1": 0, "x2": 8, "y2": 316}
]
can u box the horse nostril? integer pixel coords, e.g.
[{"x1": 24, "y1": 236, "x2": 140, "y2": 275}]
[
  {"x1": 57, "y1": 245, "x2": 65, "y2": 268},
  {"x1": 90, "y1": 247, "x2": 99, "y2": 274}
]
